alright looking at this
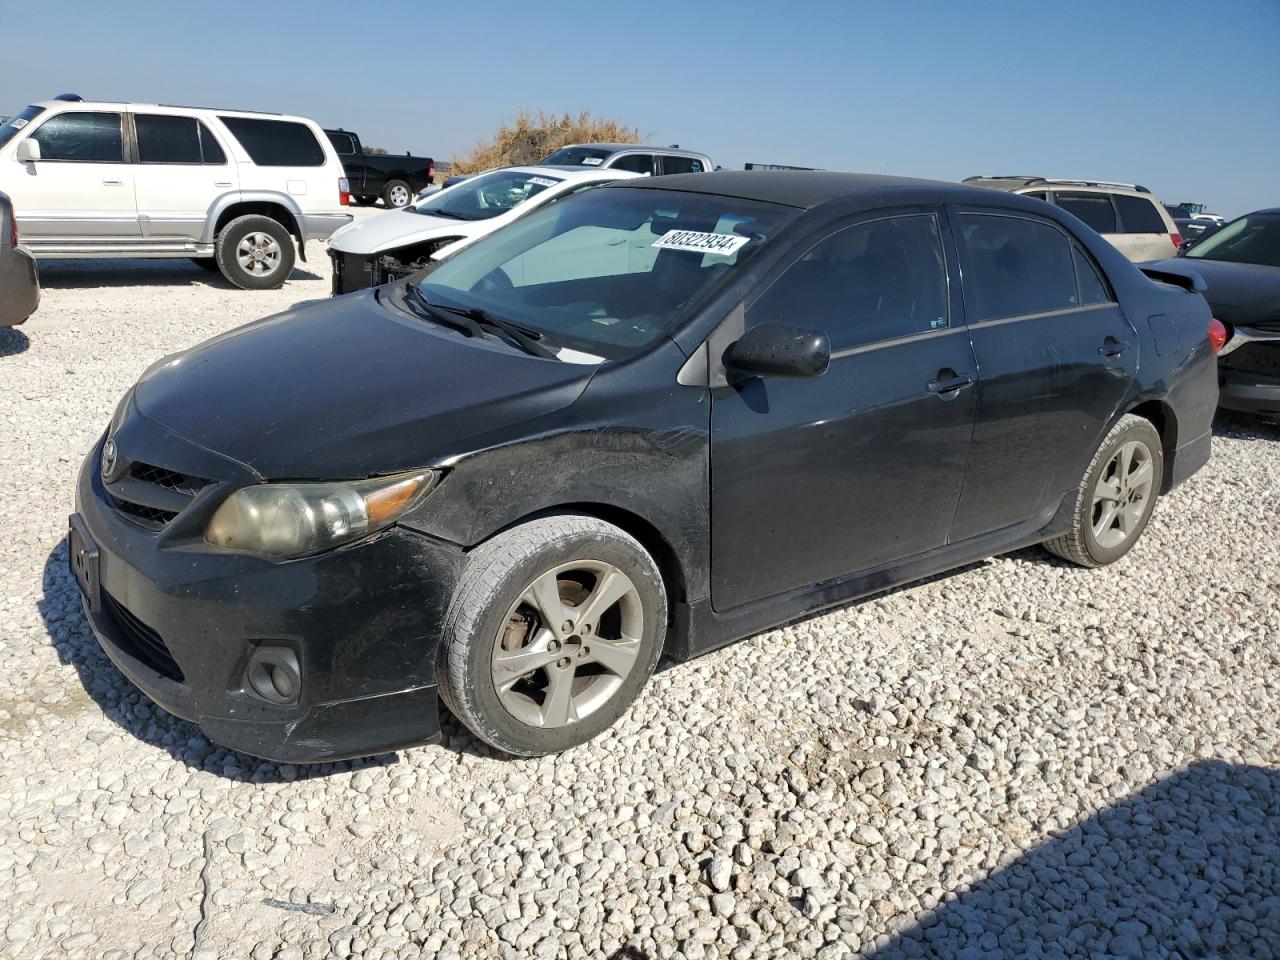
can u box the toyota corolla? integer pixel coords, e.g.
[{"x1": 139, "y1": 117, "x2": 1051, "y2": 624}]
[{"x1": 71, "y1": 172, "x2": 1219, "y2": 761}]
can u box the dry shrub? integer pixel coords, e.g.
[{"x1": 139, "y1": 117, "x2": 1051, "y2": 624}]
[{"x1": 451, "y1": 110, "x2": 643, "y2": 174}]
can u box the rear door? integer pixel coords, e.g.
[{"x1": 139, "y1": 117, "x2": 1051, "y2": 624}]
[
  {"x1": 131, "y1": 112, "x2": 237, "y2": 241},
  {"x1": 1114, "y1": 193, "x2": 1178, "y2": 260},
  {"x1": 10, "y1": 110, "x2": 139, "y2": 239},
  {"x1": 947, "y1": 209, "x2": 1137, "y2": 542},
  {"x1": 709, "y1": 209, "x2": 978, "y2": 610}
]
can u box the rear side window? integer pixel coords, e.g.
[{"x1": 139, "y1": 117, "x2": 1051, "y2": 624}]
[
  {"x1": 1073, "y1": 244, "x2": 1112, "y2": 304},
  {"x1": 750, "y1": 213, "x2": 949, "y2": 351},
  {"x1": 1114, "y1": 194, "x2": 1167, "y2": 234},
  {"x1": 29, "y1": 112, "x2": 123, "y2": 162},
  {"x1": 611, "y1": 154, "x2": 656, "y2": 175},
  {"x1": 662, "y1": 156, "x2": 705, "y2": 175},
  {"x1": 1054, "y1": 192, "x2": 1117, "y2": 234},
  {"x1": 218, "y1": 116, "x2": 325, "y2": 166},
  {"x1": 326, "y1": 131, "x2": 356, "y2": 156},
  {"x1": 135, "y1": 115, "x2": 226, "y2": 164},
  {"x1": 958, "y1": 213, "x2": 1077, "y2": 321}
]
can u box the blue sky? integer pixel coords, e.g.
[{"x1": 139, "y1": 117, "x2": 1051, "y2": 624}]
[{"x1": 2, "y1": 0, "x2": 1277, "y2": 216}]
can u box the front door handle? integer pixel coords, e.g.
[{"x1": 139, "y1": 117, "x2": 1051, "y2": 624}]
[
  {"x1": 102, "y1": 178, "x2": 124, "y2": 186},
  {"x1": 1099, "y1": 337, "x2": 1130, "y2": 358},
  {"x1": 927, "y1": 370, "x2": 976, "y2": 399}
]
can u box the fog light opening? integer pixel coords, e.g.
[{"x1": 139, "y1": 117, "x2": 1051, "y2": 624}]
[{"x1": 246, "y1": 647, "x2": 301, "y2": 705}]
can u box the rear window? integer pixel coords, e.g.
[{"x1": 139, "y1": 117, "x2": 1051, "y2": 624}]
[
  {"x1": 662, "y1": 156, "x2": 705, "y2": 175},
  {"x1": 326, "y1": 131, "x2": 357, "y2": 156},
  {"x1": 218, "y1": 116, "x2": 325, "y2": 166},
  {"x1": 0, "y1": 105, "x2": 45, "y2": 151},
  {"x1": 29, "y1": 111, "x2": 123, "y2": 163},
  {"x1": 958, "y1": 213, "x2": 1077, "y2": 321},
  {"x1": 135, "y1": 115, "x2": 226, "y2": 165},
  {"x1": 1114, "y1": 194, "x2": 1167, "y2": 234},
  {"x1": 1054, "y1": 192, "x2": 1117, "y2": 234}
]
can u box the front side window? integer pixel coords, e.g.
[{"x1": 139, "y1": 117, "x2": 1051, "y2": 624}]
[
  {"x1": 958, "y1": 213, "x2": 1077, "y2": 321},
  {"x1": 610, "y1": 154, "x2": 656, "y2": 175},
  {"x1": 1184, "y1": 213, "x2": 1280, "y2": 267},
  {"x1": 1054, "y1": 192, "x2": 1117, "y2": 234},
  {"x1": 218, "y1": 116, "x2": 324, "y2": 166},
  {"x1": 418, "y1": 187, "x2": 794, "y2": 359},
  {"x1": 1114, "y1": 194, "x2": 1167, "y2": 234},
  {"x1": 134, "y1": 115, "x2": 226, "y2": 165},
  {"x1": 539, "y1": 146, "x2": 613, "y2": 167},
  {"x1": 0, "y1": 105, "x2": 46, "y2": 152},
  {"x1": 412, "y1": 170, "x2": 564, "y2": 222},
  {"x1": 29, "y1": 111, "x2": 123, "y2": 162},
  {"x1": 749, "y1": 214, "x2": 949, "y2": 351},
  {"x1": 662, "y1": 156, "x2": 705, "y2": 175}
]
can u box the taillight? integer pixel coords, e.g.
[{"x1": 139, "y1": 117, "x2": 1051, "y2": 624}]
[
  {"x1": 1170, "y1": 231, "x2": 1182, "y2": 250},
  {"x1": 427, "y1": 161, "x2": 435, "y2": 183},
  {"x1": 338, "y1": 177, "x2": 350, "y2": 206},
  {"x1": 1209, "y1": 318, "x2": 1229, "y2": 354}
]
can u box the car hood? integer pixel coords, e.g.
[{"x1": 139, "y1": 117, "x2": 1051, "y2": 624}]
[
  {"x1": 133, "y1": 289, "x2": 594, "y2": 479},
  {"x1": 1147, "y1": 257, "x2": 1280, "y2": 327},
  {"x1": 329, "y1": 207, "x2": 486, "y2": 255}
]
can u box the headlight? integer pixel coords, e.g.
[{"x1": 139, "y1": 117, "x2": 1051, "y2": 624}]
[{"x1": 205, "y1": 470, "x2": 437, "y2": 560}]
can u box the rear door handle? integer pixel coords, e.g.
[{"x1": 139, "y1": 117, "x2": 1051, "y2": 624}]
[
  {"x1": 927, "y1": 371, "x2": 976, "y2": 398},
  {"x1": 214, "y1": 181, "x2": 232, "y2": 187},
  {"x1": 1099, "y1": 338, "x2": 1130, "y2": 358},
  {"x1": 102, "y1": 178, "x2": 124, "y2": 186}
]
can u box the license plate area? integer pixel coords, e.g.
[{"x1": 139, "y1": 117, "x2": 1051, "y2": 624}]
[{"x1": 68, "y1": 514, "x2": 101, "y2": 613}]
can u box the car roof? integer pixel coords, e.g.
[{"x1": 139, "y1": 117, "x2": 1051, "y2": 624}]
[
  {"x1": 613, "y1": 170, "x2": 1022, "y2": 210},
  {"x1": 554, "y1": 143, "x2": 709, "y2": 156},
  {"x1": 964, "y1": 175, "x2": 1154, "y2": 197},
  {"x1": 476, "y1": 166, "x2": 641, "y2": 182},
  {"x1": 29, "y1": 99, "x2": 314, "y2": 123}
]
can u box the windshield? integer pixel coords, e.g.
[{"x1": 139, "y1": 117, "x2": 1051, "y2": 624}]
[
  {"x1": 413, "y1": 169, "x2": 562, "y2": 222},
  {"x1": 417, "y1": 186, "x2": 795, "y2": 360},
  {"x1": 0, "y1": 106, "x2": 46, "y2": 152},
  {"x1": 1184, "y1": 213, "x2": 1280, "y2": 268},
  {"x1": 540, "y1": 146, "x2": 613, "y2": 167}
]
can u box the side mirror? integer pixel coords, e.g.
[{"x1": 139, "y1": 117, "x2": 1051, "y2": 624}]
[
  {"x1": 16, "y1": 139, "x2": 41, "y2": 162},
  {"x1": 725, "y1": 324, "x2": 830, "y2": 379}
]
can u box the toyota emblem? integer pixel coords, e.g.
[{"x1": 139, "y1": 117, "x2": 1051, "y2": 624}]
[{"x1": 101, "y1": 438, "x2": 117, "y2": 479}]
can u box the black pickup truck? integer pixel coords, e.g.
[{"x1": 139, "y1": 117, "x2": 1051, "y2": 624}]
[{"x1": 324, "y1": 129, "x2": 434, "y2": 208}]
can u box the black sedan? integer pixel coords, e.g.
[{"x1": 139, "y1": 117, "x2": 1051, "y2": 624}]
[
  {"x1": 0, "y1": 191, "x2": 39, "y2": 327},
  {"x1": 1147, "y1": 208, "x2": 1280, "y2": 416},
  {"x1": 71, "y1": 172, "x2": 1219, "y2": 761}
]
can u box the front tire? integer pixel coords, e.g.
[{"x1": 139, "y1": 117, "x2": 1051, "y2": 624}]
[
  {"x1": 1044, "y1": 413, "x2": 1163, "y2": 567},
  {"x1": 214, "y1": 215, "x2": 296, "y2": 290},
  {"x1": 383, "y1": 179, "x2": 412, "y2": 208},
  {"x1": 438, "y1": 515, "x2": 667, "y2": 756}
]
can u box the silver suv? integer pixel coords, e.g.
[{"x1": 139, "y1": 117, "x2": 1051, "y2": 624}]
[
  {"x1": 964, "y1": 177, "x2": 1182, "y2": 261},
  {"x1": 538, "y1": 143, "x2": 713, "y2": 176}
]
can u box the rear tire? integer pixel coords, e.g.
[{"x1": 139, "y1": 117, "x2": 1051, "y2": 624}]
[
  {"x1": 1044, "y1": 414, "x2": 1163, "y2": 567},
  {"x1": 438, "y1": 515, "x2": 667, "y2": 756},
  {"x1": 214, "y1": 215, "x2": 296, "y2": 291},
  {"x1": 383, "y1": 179, "x2": 412, "y2": 208}
]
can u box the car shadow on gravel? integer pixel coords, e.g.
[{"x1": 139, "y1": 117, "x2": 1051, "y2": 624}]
[
  {"x1": 38, "y1": 538, "x2": 502, "y2": 782},
  {"x1": 0, "y1": 325, "x2": 31, "y2": 356},
  {"x1": 34, "y1": 259, "x2": 322, "y2": 288},
  {"x1": 1214, "y1": 409, "x2": 1280, "y2": 442},
  {"x1": 862, "y1": 760, "x2": 1279, "y2": 958}
]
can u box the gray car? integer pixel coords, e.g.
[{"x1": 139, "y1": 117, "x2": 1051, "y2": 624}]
[{"x1": 0, "y1": 191, "x2": 39, "y2": 327}]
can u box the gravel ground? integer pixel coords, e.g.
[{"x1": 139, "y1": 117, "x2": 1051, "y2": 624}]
[{"x1": 1, "y1": 223, "x2": 1278, "y2": 960}]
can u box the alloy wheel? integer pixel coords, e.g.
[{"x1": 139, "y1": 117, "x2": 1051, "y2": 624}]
[
  {"x1": 490, "y1": 560, "x2": 644, "y2": 729},
  {"x1": 235, "y1": 232, "x2": 283, "y2": 276},
  {"x1": 388, "y1": 184, "x2": 410, "y2": 207},
  {"x1": 1090, "y1": 439, "x2": 1154, "y2": 549}
]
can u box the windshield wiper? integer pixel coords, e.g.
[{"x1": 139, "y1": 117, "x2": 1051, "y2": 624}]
[
  {"x1": 402, "y1": 284, "x2": 484, "y2": 338},
  {"x1": 416, "y1": 208, "x2": 467, "y2": 220},
  {"x1": 431, "y1": 301, "x2": 557, "y2": 359}
]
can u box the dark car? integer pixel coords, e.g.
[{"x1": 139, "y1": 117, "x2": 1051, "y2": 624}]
[
  {"x1": 324, "y1": 128, "x2": 434, "y2": 208},
  {"x1": 0, "y1": 191, "x2": 39, "y2": 327},
  {"x1": 1164, "y1": 204, "x2": 1223, "y2": 249},
  {"x1": 70, "y1": 172, "x2": 1219, "y2": 762},
  {"x1": 1148, "y1": 209, "x2": 1280, "y2": 416}
]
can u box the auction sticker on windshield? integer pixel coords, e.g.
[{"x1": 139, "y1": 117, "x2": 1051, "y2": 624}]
[
  {"x1": 652, "y1": 230, "x2": 750, "y2": 257},
  {"x1": 528, "y1": 177, "x2": 559, "y2": 188}
]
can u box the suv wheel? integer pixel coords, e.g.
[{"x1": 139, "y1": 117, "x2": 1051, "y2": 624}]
[
  {"x1": 1044, "y1": 414, "x2": 1163, "y2": 567},
  {"x1": 438, "y1": 515, "x2": 667, "y2": 756},
  {"x1": 215, "y1": 215, "x2": 296, "y2": 290},
  {"x1": 382, "y1": 180, "x2": 412, "y2": 208}
]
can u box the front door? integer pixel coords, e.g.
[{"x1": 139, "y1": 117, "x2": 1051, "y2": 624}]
[
  {"x1": 709, "y1": 210, "x2": 978, "y2": 611},
  {"x1": 947, "y1": 209, "x2": 1138, "y2": 542},
  {"x1": 9, "y1": 110, "x2": 139, "y2": 239},
  {"x1": 131, "y1": 113, "x2": 237, "y2": 241}
]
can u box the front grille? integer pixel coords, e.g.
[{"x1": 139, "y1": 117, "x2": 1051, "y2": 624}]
[
  {"x1": 1220, "y1": 342, "x2": 1280, "y2": 378},
  {"x1": 130, "y1": 463, "x2": 209, "y2": 496},
  {"x1": 1253, "y1": 318, "x2": 1280, "y2": 333},
  {"x1": 109, "y1": 497, "x2": 179, "y2": 529},
  {"x1": 106, "y1": 458, "x2": 209, "y2": 531},
  {"x1": 103, "y1": 591, "x2": 185, "y2": 682}
]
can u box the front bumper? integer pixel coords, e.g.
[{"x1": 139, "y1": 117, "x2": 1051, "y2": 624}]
[
  {"x1": 0, "y1": 244, "x2": 39, "y2": 327},
  {"x1": 73, "y1": 434, "x2": 465, "y2": 763},
  {"x1": 1218, "y1": 338, "x2": 1280, "y2": 416}
]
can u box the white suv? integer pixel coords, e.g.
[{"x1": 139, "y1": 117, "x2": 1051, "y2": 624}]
[
  {"x1": 963, "y1": 177, "x2": 1183, "y2": 262},
  {"x1": 0, "y1": 97, "x2": 352, "y2": 289}
]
